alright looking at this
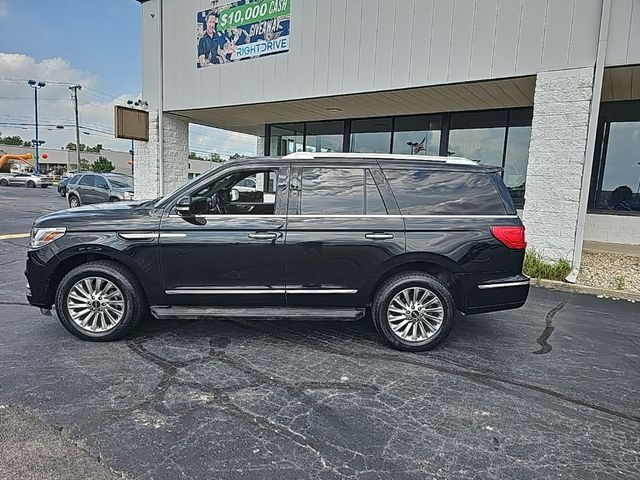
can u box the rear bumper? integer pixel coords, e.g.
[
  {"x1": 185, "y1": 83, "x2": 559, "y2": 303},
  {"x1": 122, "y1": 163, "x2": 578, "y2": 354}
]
[{"x1": 458, "y1": 273, "x2": 530, "y2": 315}]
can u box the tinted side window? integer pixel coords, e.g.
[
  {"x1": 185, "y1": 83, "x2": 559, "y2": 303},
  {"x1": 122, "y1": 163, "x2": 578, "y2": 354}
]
[
  {"x1": 95, "y1": 176, "x2": 109, "y2": 189},
  {"x1": 383, "y1": 168, "x2": 506, "y2": 215},
  {"x1": 301, "y1": 168, "x2": 364, "y2": 214},
  {"x1": 68, "y1": 176, "x2": 80, "y2": 185},
  {"x1": 365, "y1": 170, "x2": 387, "y2": 214},
  {"x1": 79, "y1": 175, "x2": 95, "y2": 186}
]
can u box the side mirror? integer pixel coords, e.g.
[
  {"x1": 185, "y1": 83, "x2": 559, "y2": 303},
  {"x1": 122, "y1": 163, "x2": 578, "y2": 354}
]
[
  {"x1": 175, "y1": 197, "x2": 192, "y2": 216},
  {"x1": 230, "y1": 188, "x2": 240, "y2": 202}
]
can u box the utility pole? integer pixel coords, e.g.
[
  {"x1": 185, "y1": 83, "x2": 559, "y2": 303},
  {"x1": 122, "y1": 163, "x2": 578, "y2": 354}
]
[{"x1": 69, "y1": 85, "x2": 82, "y2": 173}]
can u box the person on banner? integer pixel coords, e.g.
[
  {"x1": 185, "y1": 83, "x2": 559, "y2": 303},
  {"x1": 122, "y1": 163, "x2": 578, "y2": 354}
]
[{"x1": 198, "y1": 11, "x2": 226, "y2": 67}]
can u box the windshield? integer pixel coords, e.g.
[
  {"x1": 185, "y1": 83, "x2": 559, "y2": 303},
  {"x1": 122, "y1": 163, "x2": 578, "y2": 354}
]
[{"x1": 106, "y1": 176, "x2": 133, "y2": 188}]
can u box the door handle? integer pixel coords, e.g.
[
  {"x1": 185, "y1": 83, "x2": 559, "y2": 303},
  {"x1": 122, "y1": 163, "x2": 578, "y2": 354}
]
[
  {"x1": 248, "y1": 232, "x2": 278, "y2": 240},
  {"x1": 365, "y1": 233, "x2": 394, "y2": 240}
]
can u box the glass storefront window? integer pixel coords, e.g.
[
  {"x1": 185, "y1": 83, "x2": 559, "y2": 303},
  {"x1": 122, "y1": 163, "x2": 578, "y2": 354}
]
[
  {"x1": 595, "y1": 121, "x2": 640, "y2": 212},
  {"x1": 392, "y1": 115, "x2": 442, "y2": 156},
  {"x1": 270, "y1": 123, "x2": 304, "y2": 156},
  {"x1": 504, "y1": 109, "x2": 532, "y2": 208},
  {"x1": 350, "y1": 118, "x2": 392, "y2": 153},
  {"x1": 448, "y1": 111, "x2": 507, "y2": 166},
  {"x1": 305, "y1": 121, "x2": 344, "y2": 153}
]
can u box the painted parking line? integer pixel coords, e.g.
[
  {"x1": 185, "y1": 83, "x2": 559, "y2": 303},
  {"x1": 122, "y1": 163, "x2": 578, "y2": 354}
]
[{"x1": 0, "y1": 233, "x2": 30, "y2": 241}]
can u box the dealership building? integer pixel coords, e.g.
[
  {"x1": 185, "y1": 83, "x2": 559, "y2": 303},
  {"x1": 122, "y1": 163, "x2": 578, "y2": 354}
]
[{"x1": 135, "y1": 0, "x2": 640, "y2": 276}]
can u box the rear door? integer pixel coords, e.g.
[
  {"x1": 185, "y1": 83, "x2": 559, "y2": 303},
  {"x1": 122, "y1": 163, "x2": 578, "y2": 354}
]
[{"x1": 285, "y1": 162, "x2": 405, "y2": 308}]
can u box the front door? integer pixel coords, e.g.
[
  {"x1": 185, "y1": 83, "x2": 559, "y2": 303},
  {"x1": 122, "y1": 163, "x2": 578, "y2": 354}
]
[
  {"x1": 158, "y1": 165, "x2": 289, "y2": 307},
  {"x1": 93, "y1": 175, "x2": 110, "y2": 203},
  {"x1": 76, "y1": 174, "x2": 96, "y2": 204},
  {"x1": 285, "y1": 164, "x2": 405, "y2": 308}
]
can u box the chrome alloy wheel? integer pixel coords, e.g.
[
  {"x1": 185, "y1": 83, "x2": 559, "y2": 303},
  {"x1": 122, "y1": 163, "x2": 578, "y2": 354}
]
[
  {"x1": 66, "y1": 276, "x2": 126, "y2": 333},
  {"x1": 387, "y1": 286, "x2": 444, "y2": 342}
]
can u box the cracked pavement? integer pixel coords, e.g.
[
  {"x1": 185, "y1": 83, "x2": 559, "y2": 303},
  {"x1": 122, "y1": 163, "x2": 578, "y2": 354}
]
[{"x1": 0, "y1": 187, "x2": 639, "y2": 479}]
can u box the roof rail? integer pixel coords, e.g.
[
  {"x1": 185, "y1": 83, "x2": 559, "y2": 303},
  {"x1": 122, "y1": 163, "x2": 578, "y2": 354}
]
[{"x1": 283, "y1": 152, "x2": 478, "y2": 165}]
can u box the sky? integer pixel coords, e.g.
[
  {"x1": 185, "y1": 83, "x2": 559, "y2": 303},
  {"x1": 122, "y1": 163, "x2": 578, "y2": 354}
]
[{"x1": 0, "y1": 0, "x2": 257, "y2": 157}]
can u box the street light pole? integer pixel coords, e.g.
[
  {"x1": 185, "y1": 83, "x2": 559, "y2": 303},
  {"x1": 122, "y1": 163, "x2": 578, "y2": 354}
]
[{"x1": 28, "y1": 80, "x2": 46, "y2": 173}]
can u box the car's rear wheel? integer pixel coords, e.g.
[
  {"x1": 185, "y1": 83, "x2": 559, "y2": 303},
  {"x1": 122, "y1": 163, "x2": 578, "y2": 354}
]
[
  {"x1": 27, "y1": 180, "x2": 36, "y2": 188},
  {"x1": 0, "y1": 178, "x2": 8, "y2": 186},
  {"x1": 371, "y1": 271, "x2": 455, "y2": 352},
  {"x1": 54, "y1": 261, "x2": 146, "y2": 341},
  {"x1": 59, "y1": 187, "x2": 66, "y2": 197},
  {"x1": 109, "y1": 197, "x2": 120, "y2": 202},
  {"x1": 69, "y1": 195, "x2": 80, "y2": 208},
  {"x1": 41, "y1": 185, "x2": 48, "y2": 188}
]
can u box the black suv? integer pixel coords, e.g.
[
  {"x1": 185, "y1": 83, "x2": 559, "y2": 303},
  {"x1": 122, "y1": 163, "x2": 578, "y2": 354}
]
[{"x1": 26, "y1": 153, "x2": 529, "y2": 351}]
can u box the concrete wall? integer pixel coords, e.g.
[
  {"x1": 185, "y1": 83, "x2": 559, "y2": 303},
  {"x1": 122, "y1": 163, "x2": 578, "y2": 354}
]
[
  {"x1": 133, "y1": 112, "x2": 189, "y2": 199},
  {"x1": 522, "y1": 67, "x2": 594, "y2": 261},
  {"x1": 584, "y1": 214, "x2": 640, "y2": 245},
  {"x1": 154, "y1": 0, "x2": 604, "y2": 112}
]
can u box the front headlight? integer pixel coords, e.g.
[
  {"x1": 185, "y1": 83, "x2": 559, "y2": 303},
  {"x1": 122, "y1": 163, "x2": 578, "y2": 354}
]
[
  {"x1": 122, "y1": 191, "x2": 134, "y2": 200},
  {"x1": 30, "y1": 227, "x2": 66, "y2": 249}
]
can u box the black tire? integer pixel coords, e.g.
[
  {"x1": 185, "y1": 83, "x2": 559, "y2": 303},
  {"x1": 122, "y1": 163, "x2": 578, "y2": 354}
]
[
  {"x1": 59, "y1": 188, "x2": 66, "y2": 197},
  {"x1": 27, "y1": 180, "x2": 36, "y2": 188},
  {"x1": 41, "y1": 185, "x2": 48, "y2": 188},
  {"x1": 109, "y1": 197, "x2": 120, "y2": 203},
  {"x1": 371, "y1": 271, "x2": 456, "y2": 352},
  {"x1": 0, "y1": 178, "x2": 8, "y2": 187},
  {"x1": 54, "y1": 261, "x2": 146, "y2": 341},
  {"x1": 69, "y1": 195, "x2": 80, "y2": 208}
]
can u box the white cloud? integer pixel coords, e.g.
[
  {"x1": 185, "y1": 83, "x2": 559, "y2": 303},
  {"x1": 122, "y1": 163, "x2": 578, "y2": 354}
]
[
  {"x1": 0, "y1": 52, "x2": 258, "y2": 157},
  {"x1": 0, "y1": 53, "x2": 134, "y2": 151},
  {"x1": 0, "y1": 1, "x2": 8, "y2": 18}
]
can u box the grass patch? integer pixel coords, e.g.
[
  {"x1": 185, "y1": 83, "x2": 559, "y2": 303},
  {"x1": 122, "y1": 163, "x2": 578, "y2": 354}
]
[{"x1": 524, "y1": 250, "x2": 572, "y2": 281}]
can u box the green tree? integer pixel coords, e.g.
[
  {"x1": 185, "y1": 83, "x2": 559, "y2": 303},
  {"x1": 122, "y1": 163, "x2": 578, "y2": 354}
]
[
  {"x1": 188, "y1": 152, "x2": 205, "y2": 160},
  {"x1": 23, "y1": 141, "x2": 32, "y2": 147},
  {"x1": 91, "y1": 156, "x2": 115, "y2": 173},
  {"x1": 86, "y1": 143, "x2": 103, "y2": 153},
  {"x1": 0, "y1": 135, "x2": 24, "y2": 146},
  {"x1": 209, "y1": 152, "x2": 223, "y2": 163},
  {"x1": 66, "y1": 142, "x2": 86, "y2": 152},
  {"x1": 79, "y1": 158, "x2": 92, "y2": 172}
]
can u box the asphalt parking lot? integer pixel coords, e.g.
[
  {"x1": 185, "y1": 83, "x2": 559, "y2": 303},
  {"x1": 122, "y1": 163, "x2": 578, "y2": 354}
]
[{"x1": 0, "y1": 186, "x2": 639, "y2": 479}]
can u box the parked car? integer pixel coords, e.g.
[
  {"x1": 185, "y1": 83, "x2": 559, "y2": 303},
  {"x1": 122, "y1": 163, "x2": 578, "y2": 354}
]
[
  {"x1": 25, "y1": 153, "x2": 529, "y2": 351},
  {"x1": 57, "y1": 176, "x2": 74, "y2": 197},
  {"x1": 66, "y1": 173, "x2": 134, "y2": 208},
  {"x1": 0, "y1": 172, "x2": 52, "y2": 188}
]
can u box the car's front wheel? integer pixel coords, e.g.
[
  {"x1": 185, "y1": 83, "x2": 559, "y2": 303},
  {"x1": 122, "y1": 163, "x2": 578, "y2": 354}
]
[
  {"x1": 68, "y1": 195, "x2": 80, "y2": 208},
  {"x1": 55, "y1": 261, "x2": 146, "y2": 341},
  {"x1": 371, "y1": 271, "x2": 456, "y2": 352}
]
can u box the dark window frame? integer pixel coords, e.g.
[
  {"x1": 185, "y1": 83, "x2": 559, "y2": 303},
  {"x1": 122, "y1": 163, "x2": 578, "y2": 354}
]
[
  {"x1": 266, "y1": 106, "x2": 533, "y2": 207},
  {"x1": 588, "y1": 100, "x2": 640, "y2": 217}
]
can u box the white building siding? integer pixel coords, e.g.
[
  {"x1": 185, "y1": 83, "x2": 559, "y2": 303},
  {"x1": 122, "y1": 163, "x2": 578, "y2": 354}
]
[{"x1": 157, "y1": 0, "x2": 604, "y2": 112}]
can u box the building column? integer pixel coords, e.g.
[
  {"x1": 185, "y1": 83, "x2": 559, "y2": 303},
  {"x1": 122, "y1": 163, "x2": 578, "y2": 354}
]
[
  {"x1": 134, "y1": 111, "x2": 189, "y2": 199},
  {"x1": 256, "y1": 136, "x2": 265, "y2": 156},
  {"x1": 522, "y1": 67, "x2": 595, "y2": 262}
]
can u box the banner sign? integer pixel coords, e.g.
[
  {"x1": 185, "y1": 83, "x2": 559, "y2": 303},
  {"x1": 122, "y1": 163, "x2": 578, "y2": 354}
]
[{"x1": 196, "y1": 0, "x2": 291, "y2": 68}]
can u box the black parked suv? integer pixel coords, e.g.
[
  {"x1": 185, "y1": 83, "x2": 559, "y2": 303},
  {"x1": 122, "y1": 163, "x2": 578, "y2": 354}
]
[{"x1": 26, "y1": 153, "x2": 529, "y2": 351}]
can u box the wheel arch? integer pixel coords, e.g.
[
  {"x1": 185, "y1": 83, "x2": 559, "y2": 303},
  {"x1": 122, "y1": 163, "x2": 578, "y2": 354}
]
[
  {"x1": 366, "y1": 255, "x2": 467, "y2": 312},
  {"x1": 46, "y1": 250, "x2": 149, "y2": 308}
]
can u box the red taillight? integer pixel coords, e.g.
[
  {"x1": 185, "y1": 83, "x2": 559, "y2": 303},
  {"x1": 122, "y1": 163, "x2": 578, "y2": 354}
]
[{"x1": 491, "y1": 225, "x2": 527, "y2": 250}]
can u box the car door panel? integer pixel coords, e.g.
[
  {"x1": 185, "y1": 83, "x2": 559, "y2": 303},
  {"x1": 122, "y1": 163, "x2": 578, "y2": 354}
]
[
  {"x1": 158, "y1": 165, "x2": 289, "y2": 307},
  {"x1": 284, "y1": 164, "x2": 405, "y2": 308}
]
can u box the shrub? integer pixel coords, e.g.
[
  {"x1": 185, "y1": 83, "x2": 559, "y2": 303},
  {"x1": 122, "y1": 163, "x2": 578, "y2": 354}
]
[{"x1": 524, "y1": 249, "x2": 571, "y2": 281}]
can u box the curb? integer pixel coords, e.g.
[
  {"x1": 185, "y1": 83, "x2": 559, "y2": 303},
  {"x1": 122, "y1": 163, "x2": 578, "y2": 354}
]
[{"x1": 531, "y1": 278, "x2": 640, "y2": 302}]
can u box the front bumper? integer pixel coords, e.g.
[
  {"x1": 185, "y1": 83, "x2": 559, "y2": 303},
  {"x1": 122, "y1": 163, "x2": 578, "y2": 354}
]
[{"x1": 25, "y1": 247, "x2": 58, "y2": 309}]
